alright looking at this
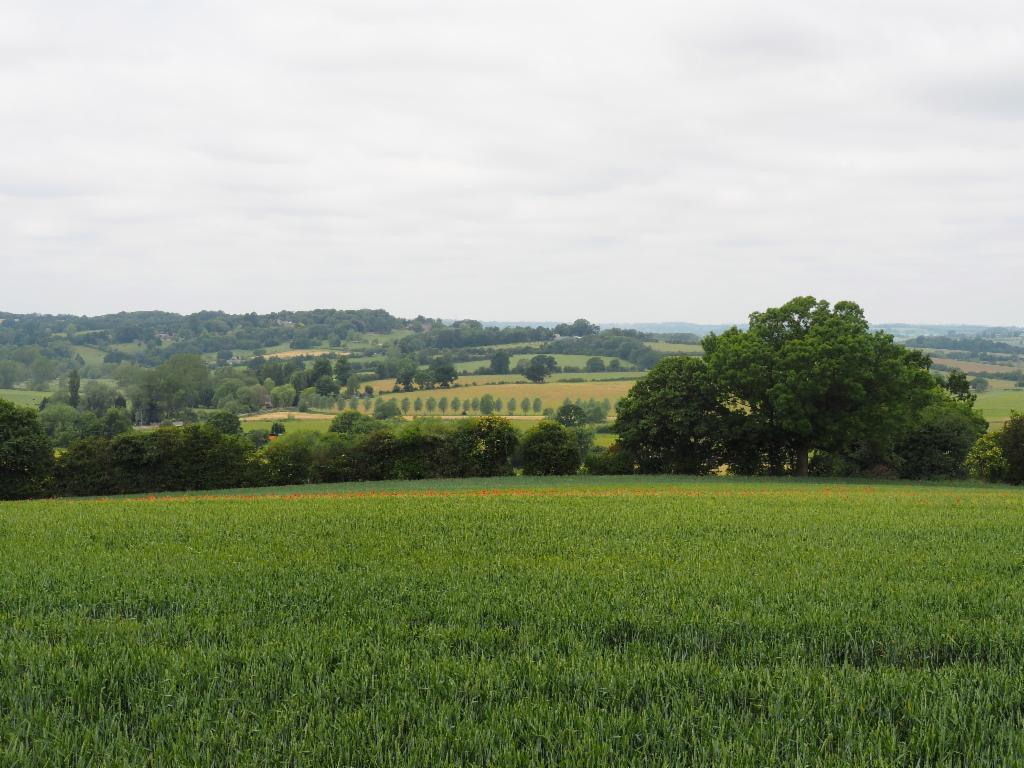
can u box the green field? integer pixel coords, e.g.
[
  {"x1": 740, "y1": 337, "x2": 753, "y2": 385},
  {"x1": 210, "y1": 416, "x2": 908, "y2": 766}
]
[
  {"x1": 645, "y1": 341, "x2": 704, "y2": 355},
  {"x1": 976, "y1": 388, "x2": 1024, "y2": 428},
  {"x1": 241, "y1": 418, "x2": 334, "y2": 434},
  {"x1": 2, "y1": 477, "x2": 1024, "y2": 764},
  {"x1": 0, "y1": 388, "x2": 50, "y2": 407}
]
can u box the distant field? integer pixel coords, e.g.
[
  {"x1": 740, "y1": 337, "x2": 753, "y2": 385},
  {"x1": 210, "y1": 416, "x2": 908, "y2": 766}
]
[
  {"x1": 363, "y1": 380, "x2": 634, "y2": 413},
  {"x1": 932, "y1": 357, "x2": 1021, "y2": 375},
  {"x1": 976, "y1": 389, "x2": 1024, "y2": 428},
  {"x1": 0, "y1": 389, "x2": 50, "y2": 407},
  {"x1": 70, "y1": 345, "x2": 107, "y2": 367},
  {"x1": 3, "y1": 478, "x2": 1024, "y2": 764},
  {"x1": 240, "y1": 411, "x2": 333, "y2": 422},
  {"x1": 262, "y1": 347, "x2": 345, "y2": 360},
  {"x1": 241, "y1": 418, "x2": 333, "y2": 434},
  {"x1": 645, "y1": 341, "x2": 704, "y2": 354},
  {"x1": 454, "y1": 354, "x2": 632, "y2": 374},
  {"x1": 369, "y1": 372, "x2": 642, "y2": 390}
]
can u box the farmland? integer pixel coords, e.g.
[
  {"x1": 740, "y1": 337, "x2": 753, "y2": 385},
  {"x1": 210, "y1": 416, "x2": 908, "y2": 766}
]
[
  {"x1": 976, "y1": 388, "x2": 1024, "y2": 428},
  {"x1": 362, "y1": 379, "x2": 634, "y2": 414},
  {"x1": 0, "y1": 388, "x2": 50, "y2": 408},
  {"x1": 2, "y1": 477, "x2": 1024, "y2": 764}
]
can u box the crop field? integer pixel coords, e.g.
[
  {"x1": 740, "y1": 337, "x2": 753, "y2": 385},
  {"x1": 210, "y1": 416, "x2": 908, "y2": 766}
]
[
  {"x1": 1, "y1": 477, "x2": 1023, "y2": 765},
  {"x1": 362, "y1": 380, "x2": 633, "y2": 413},
  {"x1": 931, "y1": 357, "x2": 1021, "y2": 375}
]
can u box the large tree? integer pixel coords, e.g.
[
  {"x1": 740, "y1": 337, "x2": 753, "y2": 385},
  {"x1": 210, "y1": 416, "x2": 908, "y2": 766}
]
[
  {"x1": 702, "y1": 297, "x2": 936, "y2": 475},
  {"x1": 614, "y1": 356, "x2": 730, "y2": 474}
]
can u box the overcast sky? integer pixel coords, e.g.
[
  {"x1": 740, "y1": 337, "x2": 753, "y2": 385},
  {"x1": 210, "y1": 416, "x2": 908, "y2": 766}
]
[{"x1": 1, "y1": 1, "x2": 1022, "y2": 324}]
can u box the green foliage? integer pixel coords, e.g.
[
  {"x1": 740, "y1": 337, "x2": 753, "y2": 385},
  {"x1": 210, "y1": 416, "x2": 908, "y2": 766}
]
[
  {"x1": 965, "y1": 433, "x2": 1009, "y2": 482},
  {"x1": 54, "y1": 425, "x2": 257, "y2": 496},
  {"x1": 554, "y1": 402, "x2": 586, "y2": 427},
  {"x1": 40, "y1": 404, "x2": 100, "y2": 448},
  {"x1": 206, "y1": 411, "x2": 242, "y2": 436},
  {"x1": 893, "y1": 397, "x2": 988, "y2": 479},
  {"x1": 329, "y1": 411, "x2": 378, "y2": 439},
  {"x1": 554, "y1": 318, "x2": 600, "y2": 336},
  {"x1": 428, "y1": 357, "x2": 458, "y2": 388},
  {"x1": 270, "y1": 383, "x2": 296, "y2": 408},
  {"x1": 615, "y1": 357, "x2": 729, "y2": 474},
  {"x1": 374, "y1": 399, "x2": 402, "y2": 420},
  {"x1": 452, "y1": 416, "x2": 518, "y2": 477},
  {"x1": 520, "y1": 421, "x2": 580, "y2": 475},
  {"x1": 521, "y1": 355, "x2": 558, "y2": 383},
  {"x1": 941, "y1": 368, "x2": 976, "y2": 405},
  {"x1": 67, "y1": 369, "x2": 80, "y2": 407},
  {"x1": 998, "y1": 412, "x2": 1024, "y2": 484},
  {"x1": 704, "y1": 297, "x2": 937, "y2": 475},
  {"x1": 0, "y1": 399, "x2": 54, "y2": 499},
  {"x1": 489, "y1": 350, "x2": 510, "y2": 375}
]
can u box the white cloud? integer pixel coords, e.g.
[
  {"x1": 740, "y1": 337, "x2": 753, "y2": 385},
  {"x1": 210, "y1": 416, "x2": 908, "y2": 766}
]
[{"x1": 1, "y1": 0, "x2": 1022, "y2": 324}]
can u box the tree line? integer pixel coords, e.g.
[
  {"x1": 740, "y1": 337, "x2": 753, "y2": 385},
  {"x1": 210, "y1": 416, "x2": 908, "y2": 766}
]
[{"x1": 0, "y1": 405, "x2": 598, "y2": 498}]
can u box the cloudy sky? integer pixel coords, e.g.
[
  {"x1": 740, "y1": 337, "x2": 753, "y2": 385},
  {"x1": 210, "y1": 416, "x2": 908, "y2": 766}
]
[{"x1": 1, "y1": 1, "x2": 1022, "y2": 324}]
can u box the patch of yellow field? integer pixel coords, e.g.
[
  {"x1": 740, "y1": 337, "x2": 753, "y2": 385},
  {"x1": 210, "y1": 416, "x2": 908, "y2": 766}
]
[
  {"x1": 358, "y1": 380, "x2": 636, "y2": 413},
  {"x1": 240, "y1": 411, "x2": 334, "y2": 422}
]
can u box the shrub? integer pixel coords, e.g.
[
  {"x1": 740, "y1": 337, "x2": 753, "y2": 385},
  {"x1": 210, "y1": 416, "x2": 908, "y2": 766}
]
[
  {"x1": 998, "y1": 412, "x2": 1024, "y2": 485},
  {"x1": 452, "y1": 416, "x2": 518, "y2": 477},
  {"x1": 521, "y1": 422, "x2": 580, "y2": 476},
  {"x1": 583, "y1": 443, "x2": 635, "y2": 475},
  {"x1": 0, "y1": 399, "x2": 54, "y2": 499},
  {"x1": 965, "y1": 433, "x2": 1009, "y2": 483}
]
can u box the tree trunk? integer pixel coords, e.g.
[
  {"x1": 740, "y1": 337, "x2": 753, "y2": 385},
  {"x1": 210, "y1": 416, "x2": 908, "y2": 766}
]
[{"x1": 796, "y1": 447, "x2": 809, "y2": 477}]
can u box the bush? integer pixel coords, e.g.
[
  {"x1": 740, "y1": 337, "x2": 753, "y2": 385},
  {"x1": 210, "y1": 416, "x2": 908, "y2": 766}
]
[
  {"x1": 894, "y1": 400, "x2": 987, "y2": 479},
  {"x1": 998, "y1": 412, "x2": 1024, "y2": 485},
  {"x1": 328, "y1": 411, "x2": 378, "y2": 439},
  {"x1": 0, "y1": 399, "x2": 54, "y2": 499},
  {"x1": 55, "y1": 425, "x2": 257, "y2": 496},
  {"x1": 583, "y1": 443, "x2": 635, "y2": 475},
  {"x1": 964, "y1": 433, "x2": 1009, "y2": 483},
  {"x1": 206, "y1": 410, "x2": 242, "y2": 436},
  {"x1": 521, "y1": 422, "x2": 580, "y2": 476},
  {"x1": 452, "y1": 416, "x2": 518, "y2": 477}
]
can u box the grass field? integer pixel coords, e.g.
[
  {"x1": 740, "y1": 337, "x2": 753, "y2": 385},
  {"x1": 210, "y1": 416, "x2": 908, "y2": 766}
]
[
  {"x1": 0, "y1": 388, "x2": 50, "y2": 407},
  {"x1": 2, "y1": 477, "x2": 1024, "y2": 764},
  {"x1": 976, "y1": 388, "x2": 1024, "y2": 428},
  {"x1": 70, "y1": 344, "x2": 108, "y2": 367},
  {"x1": 644, "y1": 341, "x2": 704, "y2": 355}
]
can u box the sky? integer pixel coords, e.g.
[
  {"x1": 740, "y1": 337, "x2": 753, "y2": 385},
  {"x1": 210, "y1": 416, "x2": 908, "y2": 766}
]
[{"x1": 1, "y1": 1, "x2": 1022, "y2": 325}]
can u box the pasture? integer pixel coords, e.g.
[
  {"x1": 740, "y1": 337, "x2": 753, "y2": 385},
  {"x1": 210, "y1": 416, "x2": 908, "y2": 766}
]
[
  {"x1": 2, "y1": 477, "x2": 1023, "y2": 765},
  {"x1": 976, "y1": 388, "x2": 1024, "y2": 428},
  {"x1": 0, "y1": 388, "x2": 50, "y2": 407}
]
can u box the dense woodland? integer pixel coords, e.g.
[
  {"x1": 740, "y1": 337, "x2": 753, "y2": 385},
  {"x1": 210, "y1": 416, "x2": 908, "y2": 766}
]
[{"x1": 1, "y1": 298, "x2": 1023, "y2": 499}]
